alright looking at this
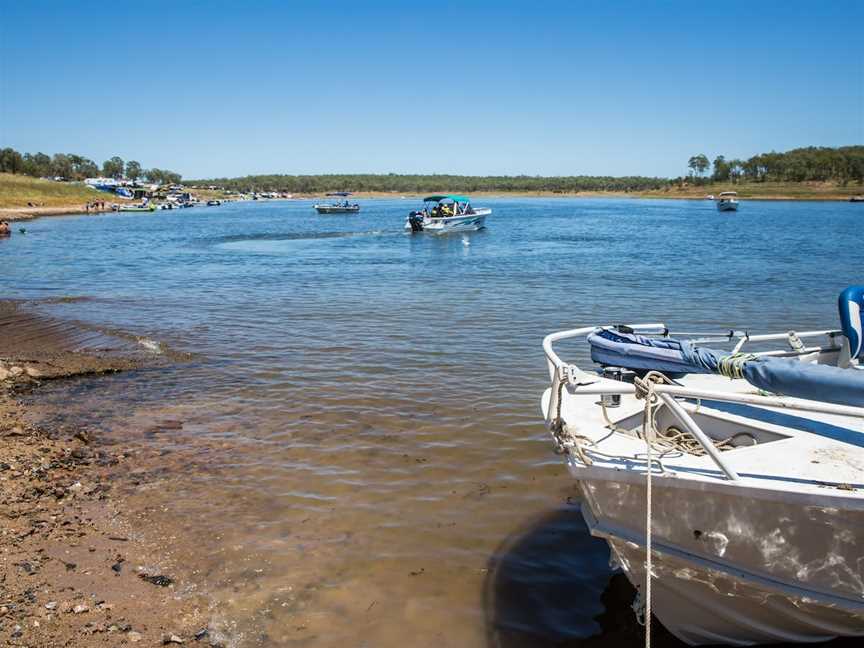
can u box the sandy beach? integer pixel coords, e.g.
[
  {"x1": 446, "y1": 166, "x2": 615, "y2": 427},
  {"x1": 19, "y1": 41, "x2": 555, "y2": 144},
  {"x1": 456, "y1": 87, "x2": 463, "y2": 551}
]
[{"x1": 0, "y1": 301, "x2": 221, "y2": 647}]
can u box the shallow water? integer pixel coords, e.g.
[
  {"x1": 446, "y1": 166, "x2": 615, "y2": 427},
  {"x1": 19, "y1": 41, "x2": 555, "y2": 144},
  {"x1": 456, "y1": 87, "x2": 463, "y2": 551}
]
[{"x1": 2, "y1": 198, "x2": 860, "y2": 646}]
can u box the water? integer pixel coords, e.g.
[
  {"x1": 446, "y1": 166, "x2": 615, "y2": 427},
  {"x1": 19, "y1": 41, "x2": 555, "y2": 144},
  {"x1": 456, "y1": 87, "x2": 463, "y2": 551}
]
[{"x1": 1, "y1": 198, "x2": 860, "y2": 646}]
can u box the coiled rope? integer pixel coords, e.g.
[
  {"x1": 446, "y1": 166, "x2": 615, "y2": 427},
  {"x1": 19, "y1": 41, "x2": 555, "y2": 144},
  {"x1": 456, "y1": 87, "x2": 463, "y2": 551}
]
[{"x1": 717, "y1": 353, "x2": 757, "y2": 379}]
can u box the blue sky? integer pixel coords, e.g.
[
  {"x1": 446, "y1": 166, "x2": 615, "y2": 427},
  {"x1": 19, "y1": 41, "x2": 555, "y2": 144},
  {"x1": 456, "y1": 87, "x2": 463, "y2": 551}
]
[{"x1": 1, "y1": 0, "x2": 861, "y2": 179}]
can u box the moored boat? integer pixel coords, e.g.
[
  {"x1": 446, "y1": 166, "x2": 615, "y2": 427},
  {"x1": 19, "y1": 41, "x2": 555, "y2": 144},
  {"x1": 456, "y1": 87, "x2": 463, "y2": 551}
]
[
  {"x1": 716, "y1": 191, "x2": 739, "y2": 211},
  {"x1": 314, "y1": 192, "x2": 360, "y2": 214},
  {"x1": 117, "y1": 203, "x2": 156, "y2": 212},
  {"x1": 540, "y1": 286, "x2": 864, "y2": 645},
  {"x1": 405, "y1": 195, "x2": 490, "y2": 233}
]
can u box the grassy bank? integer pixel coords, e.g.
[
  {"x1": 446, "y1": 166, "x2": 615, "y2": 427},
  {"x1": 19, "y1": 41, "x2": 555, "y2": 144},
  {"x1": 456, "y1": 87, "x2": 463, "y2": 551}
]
[
  {"x1": 639, "y1": 181, "x2": 863, "y2": 201},
  {"x1": 0, "y1": 172, "x2": 113, "y2": 208}
]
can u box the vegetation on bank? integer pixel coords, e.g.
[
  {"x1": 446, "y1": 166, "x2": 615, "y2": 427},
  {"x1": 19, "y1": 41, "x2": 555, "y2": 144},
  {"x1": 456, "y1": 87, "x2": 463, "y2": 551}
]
[
  {"x1": 187, "y1": 173, "x2": 670, "y2": 194},
  {"x1": 0, "y1": 173, "x2": 129, "y2": 209},
  {"x1": 186, "y1": 146, "x2": 863, "y2": 196},
  {"x1": 684, "y1": 146, "x2": 864, "y2": 185},
  {"x1": 0, "y1": 147, "x2": 182, "y2": 185}
]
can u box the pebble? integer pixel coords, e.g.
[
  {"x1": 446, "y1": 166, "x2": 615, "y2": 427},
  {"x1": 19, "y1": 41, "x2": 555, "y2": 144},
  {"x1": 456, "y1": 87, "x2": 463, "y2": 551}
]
[
  {"x1": 45, "y1": 601, "x2": 57, "y2": 610},
  {"x1": 73, "y1": 603, "x2": 89, "y2": 614},
  {"x1": 128, "y1": 630, "x2": 143, "y2": 642},
  {"x1": 163, "y1": 634, "x2": 185, "y2": 644}
]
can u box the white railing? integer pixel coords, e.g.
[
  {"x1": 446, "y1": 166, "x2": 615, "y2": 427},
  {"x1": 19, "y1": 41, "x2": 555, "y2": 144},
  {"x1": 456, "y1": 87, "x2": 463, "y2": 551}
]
[{"x1": 543, "y1": 325, "x2": 864, "y2": 482}]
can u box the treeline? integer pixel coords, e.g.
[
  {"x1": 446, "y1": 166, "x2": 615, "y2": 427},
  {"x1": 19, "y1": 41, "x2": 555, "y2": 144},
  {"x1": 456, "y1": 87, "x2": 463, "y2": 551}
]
[
  {"x1": 685, "y1": 146, "x2": 864, "y2": 184},
  {"x1": 187, "y1": 173, "x2": 669, "y2": 194},
  {"x1": 0, "y1": 147, "x2": 182, "y2": 185}
]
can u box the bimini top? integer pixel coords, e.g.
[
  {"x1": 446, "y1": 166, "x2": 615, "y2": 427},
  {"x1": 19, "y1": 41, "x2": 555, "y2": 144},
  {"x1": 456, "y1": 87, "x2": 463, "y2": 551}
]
[
  {"x1": 423, "y1": 194, "x2": 469, "y2": 203},
  {"x1": 326, "y1": 191, "x2": 352, "y2": 197},
  {"x1": 718, "y1": 191, "x2": 738, "y2": 197}
]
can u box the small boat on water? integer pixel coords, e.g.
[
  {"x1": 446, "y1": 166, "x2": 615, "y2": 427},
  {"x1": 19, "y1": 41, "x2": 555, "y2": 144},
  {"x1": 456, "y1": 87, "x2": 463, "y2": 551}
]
[
  {"x1": 716, "y1": 191, "x2": 739, "y2": 211},
  {"x1": 850, "y1": 196, "x2": 864, "y2": 203},
  {"x1": 117, "y1": 202, "x2": 156, "y2": 213},
  {"x1": 314, "y1": 192, "x2": 360, "y2": 214},
  {"x1": 540, "y1": 286, "x2": 864, "y2": 645},
  {"x1": 206, "y1": 200, "x2": 222, "y2": 206},
  {"x1": 405, "y1": 195, "x2": 490, "y2": 233}
]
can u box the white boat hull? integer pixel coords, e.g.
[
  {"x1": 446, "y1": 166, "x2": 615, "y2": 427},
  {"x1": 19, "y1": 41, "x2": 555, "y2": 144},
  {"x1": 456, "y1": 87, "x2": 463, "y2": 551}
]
[
  {"x1": 717, "y1": 200, "x2": 739, "y2": 212},
  {"x1": 404, "y1": 208, "x2": 490, "y2": 233},
  {"x1": 574, "y1": 473, "x2": 864, "y2": 645}
]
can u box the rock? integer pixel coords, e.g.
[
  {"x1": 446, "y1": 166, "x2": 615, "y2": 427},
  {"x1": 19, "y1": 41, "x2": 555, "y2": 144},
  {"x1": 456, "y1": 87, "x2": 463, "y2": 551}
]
[
  {"x1": 11, "y1": 624, "x2": 22, "y2": 638},
  {"x1": 45, "y1": 601, "x2": 58, "y2": 610},
  {"x1": 73, "y1": 604, "x2": 89, "y2": 614},
  {"x1": 74, "y1": 429, "x2": 91, "y2": 444},
  {"x1": 0, "y1": 367, "x2": 10, "y2": 380},
  {"x1": 24, "y1": 365, "x2": 45, "y2": 378},
  {"x1": 111, "y1": 560, "x2": 124, "y2": 573},
  {"x1": 163, "y1": 634, "x2": 185, "y2": 644},
  {"x1": 139, "y1": 573, "x2": 173, "y2": 587},
  {"x1": 194, "y1": 628, "x2": 209, "y2": 640},
  {"x1": 128, "y1": 630, "x2": 143, "y2": 642},
  {"x1": 69, "y1": 481, "x2": 83, "y2": 492},
  {"x1": 10, "y1": 365, "x2": 24, "y2": 376},
  {"x1": 0, "y1": 462, "x2": 10, "y2": 471}
]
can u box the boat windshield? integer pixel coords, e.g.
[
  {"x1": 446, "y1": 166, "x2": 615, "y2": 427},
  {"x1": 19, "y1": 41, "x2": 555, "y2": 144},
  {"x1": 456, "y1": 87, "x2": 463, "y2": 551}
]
[{"x1": 421, "y1": 195, "x2": 473, "y2": 218}]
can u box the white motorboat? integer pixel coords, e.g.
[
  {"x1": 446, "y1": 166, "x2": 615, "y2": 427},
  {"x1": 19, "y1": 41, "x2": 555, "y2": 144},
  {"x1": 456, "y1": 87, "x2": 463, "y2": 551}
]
[
  {"x1": 540, "y1": 286, "x2": 864, "y2": 645},
  {"x1": 717, "y1": 191, "x2": 739, "y2": 211},
  {"x1": 314, "y1": 192, "x2": 360, "y2": 214},
  {"x1": 405, "y1": 195, "x2": 490, "y2": 233}
]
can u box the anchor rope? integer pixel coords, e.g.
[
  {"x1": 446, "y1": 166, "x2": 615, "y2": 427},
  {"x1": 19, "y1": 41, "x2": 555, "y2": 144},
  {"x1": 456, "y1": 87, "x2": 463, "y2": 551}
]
[{"x1": 632, "y1": 371, "x2": 669, "y2": 648}]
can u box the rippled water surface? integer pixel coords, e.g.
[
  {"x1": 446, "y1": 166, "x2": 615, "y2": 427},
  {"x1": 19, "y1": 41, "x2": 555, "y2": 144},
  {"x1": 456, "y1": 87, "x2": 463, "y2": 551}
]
[{"x1": 2, "y1": 198, "x2": 860, "y2": 646}]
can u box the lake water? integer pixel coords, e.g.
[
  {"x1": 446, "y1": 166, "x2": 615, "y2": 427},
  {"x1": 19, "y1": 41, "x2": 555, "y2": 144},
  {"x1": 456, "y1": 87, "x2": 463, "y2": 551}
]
[{"x1": 1, "y1": 198, "x2": 860, "y2": 647}]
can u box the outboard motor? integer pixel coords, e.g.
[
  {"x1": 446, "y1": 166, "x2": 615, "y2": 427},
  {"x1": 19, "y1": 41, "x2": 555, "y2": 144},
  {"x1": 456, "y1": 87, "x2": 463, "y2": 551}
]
[
  {"x1": 839, "y1": 286, "x2": 864, "y2": 366},
  {"x1": 407, "y1": 212, "x2": 425, "y2": 233}
]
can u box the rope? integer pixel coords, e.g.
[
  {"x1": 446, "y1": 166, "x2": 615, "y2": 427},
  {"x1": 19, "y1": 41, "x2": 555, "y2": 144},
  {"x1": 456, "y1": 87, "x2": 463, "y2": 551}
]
[
  {"x1": 550, "y1": 368, "x2": 596, "y2": 465},
  {"x1": 632, "y1": 371, "x2": 672, "y2": 648},
  {"x1": 717, "y1": 353, "x2": 756, "y2": 379}
]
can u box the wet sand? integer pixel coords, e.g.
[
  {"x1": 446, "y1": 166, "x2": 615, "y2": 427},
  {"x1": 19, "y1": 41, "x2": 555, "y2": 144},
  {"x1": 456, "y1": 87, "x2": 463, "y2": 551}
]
[{"x1": 0, "y1": 302, "x2": 219, "y2": 646}]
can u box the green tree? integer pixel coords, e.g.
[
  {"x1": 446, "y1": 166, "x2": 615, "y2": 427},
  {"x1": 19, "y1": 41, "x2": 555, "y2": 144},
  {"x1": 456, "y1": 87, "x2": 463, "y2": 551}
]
[
  {"x1": 0, "y1": 147, "x2": 25, "y2": 174},
  {"x1": 51, "y1": 153, "x2": 73, "y2": 179},
  {"x1": 102, "y1": 156, "x2": 125, "y2": 179},
  {"x1": 712, "y1": 155, "x2": 730, "y2": 182},
  {"x1": 688, "y1": 154, "x2": 710, "y2": 178},
  {"x1": 126, "y1": 160, "x2": 142, "y2": 181}
]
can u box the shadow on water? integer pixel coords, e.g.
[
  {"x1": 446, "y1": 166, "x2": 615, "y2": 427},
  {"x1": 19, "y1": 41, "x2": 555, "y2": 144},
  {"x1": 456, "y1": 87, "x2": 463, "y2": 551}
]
[{"x1": 484, "y1": 504, "x2": 861, "y2": 648}]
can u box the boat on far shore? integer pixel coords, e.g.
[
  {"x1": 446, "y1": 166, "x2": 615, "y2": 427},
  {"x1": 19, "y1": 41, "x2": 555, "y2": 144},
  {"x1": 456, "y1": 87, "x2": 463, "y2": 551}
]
[
  {"x1": 850, "y1": 195, "x2": 864, "y2": 202},
  {"x1": 314, "y1": 192, "x2": 360, "y2": 214},
  {"x1": 716, "y1": 191, "x2": 739, "y2": 211},
  {"x1": 116, "y1": 202, "x2": 156, "y2": 213}
]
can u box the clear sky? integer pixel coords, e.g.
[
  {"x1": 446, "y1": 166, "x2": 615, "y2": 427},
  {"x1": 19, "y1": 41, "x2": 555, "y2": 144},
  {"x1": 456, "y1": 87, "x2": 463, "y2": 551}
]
[{"x1": 1, "y1": 0, "x2": 862, "y2": 179}]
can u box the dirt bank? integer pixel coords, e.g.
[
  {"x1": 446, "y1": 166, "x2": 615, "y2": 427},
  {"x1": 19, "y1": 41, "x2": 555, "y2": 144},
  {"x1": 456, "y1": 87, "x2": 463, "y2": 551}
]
[{"x1": 0, "y1": 302, "x2": 221, "y2": 647}]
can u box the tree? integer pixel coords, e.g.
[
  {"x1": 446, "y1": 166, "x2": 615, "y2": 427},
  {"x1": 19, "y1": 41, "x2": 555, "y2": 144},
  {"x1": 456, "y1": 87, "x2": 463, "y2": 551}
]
[
  {"x1": 102, "y1": 156, "x2": 125, "y2": 179},
  {"x1": 688, "y1": 154, "x2": 710, "y2": 178},
  {"x1": 51, "y1": 153, "x2": 73, "y2": 179},
  {"x1": 712, "y1": 155, "x2": 730, "y2": 182},
  {"x1": 0, "y1": 147, "x2": 24, "y2": 174},
  {"x1": 126, "y1": 160, "x2": 142, "y2": 181}
]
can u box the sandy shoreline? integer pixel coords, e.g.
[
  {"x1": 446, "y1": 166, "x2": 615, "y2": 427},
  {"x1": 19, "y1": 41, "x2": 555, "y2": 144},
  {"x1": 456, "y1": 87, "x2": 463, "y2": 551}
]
[
  {"x1": 0, "y1": 301, "x2": 221, "y2": 647},
  {"x1": 0, "y1": 205, "x2": 119, "y2": 222}
]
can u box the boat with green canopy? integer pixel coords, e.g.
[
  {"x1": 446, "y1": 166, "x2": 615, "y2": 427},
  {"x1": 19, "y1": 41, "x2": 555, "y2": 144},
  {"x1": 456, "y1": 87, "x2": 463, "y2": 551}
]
[{"x1": 405, "y1": 195, "x2": 490, "y2": 233}]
